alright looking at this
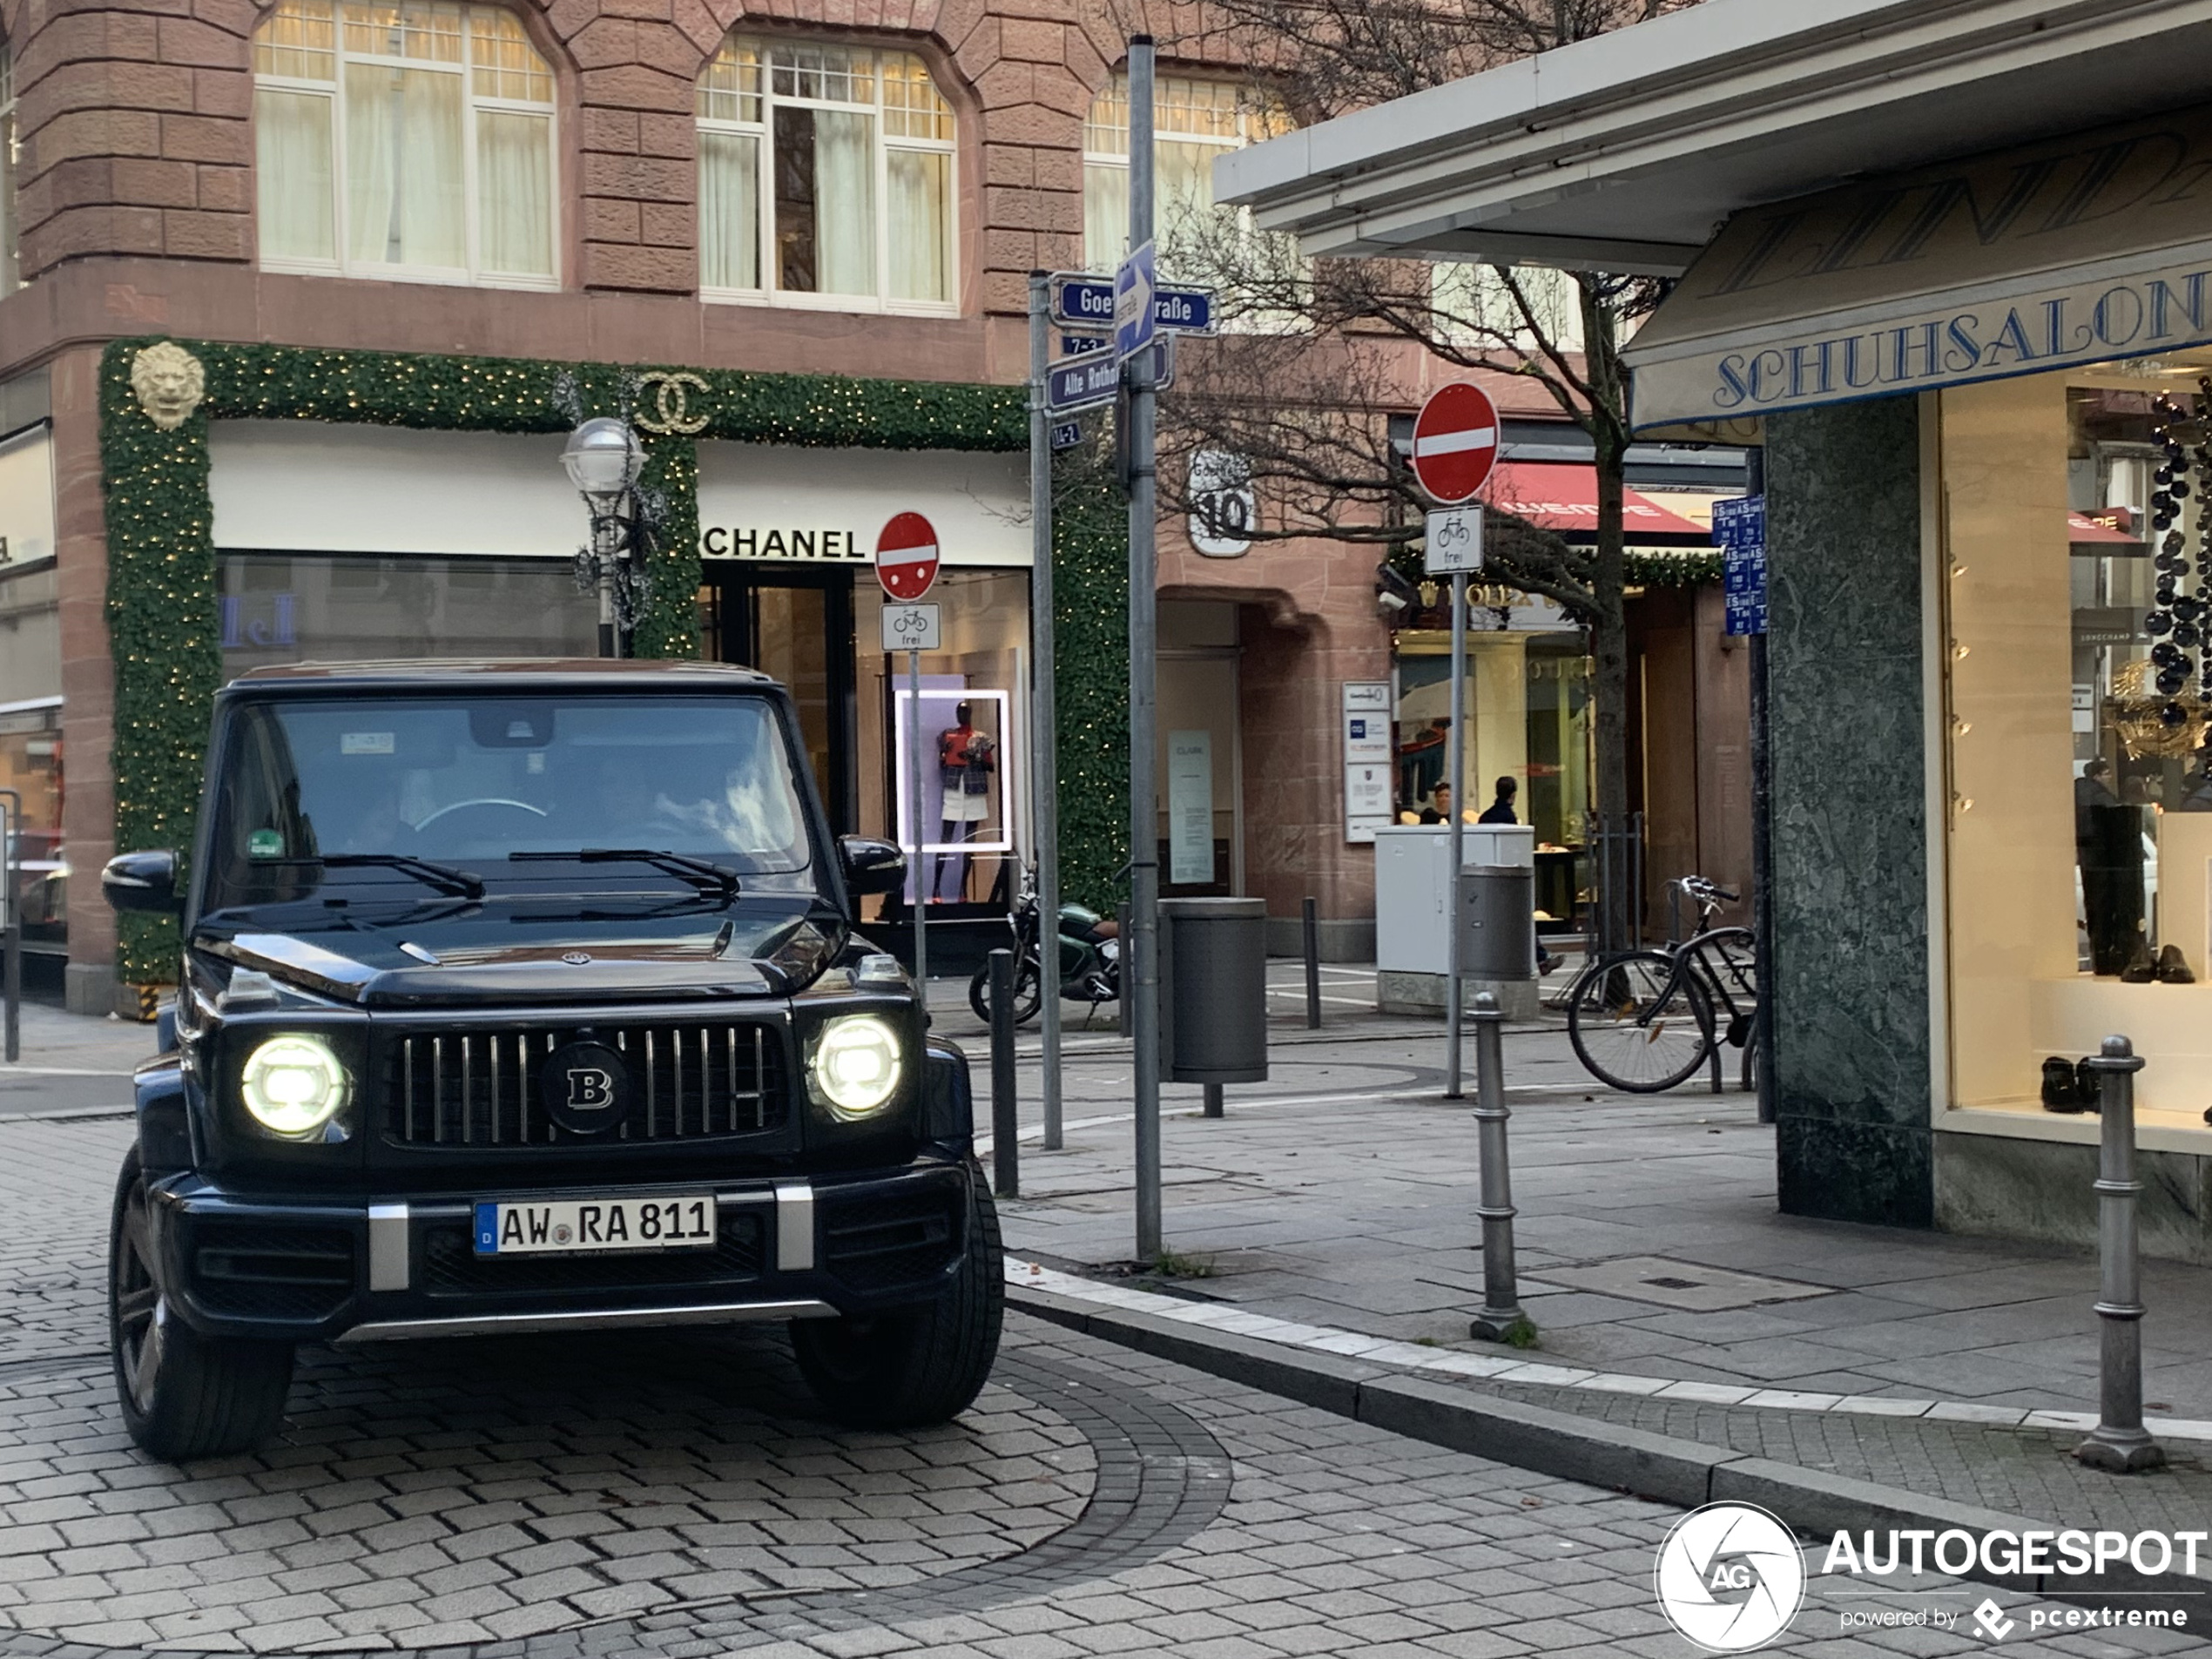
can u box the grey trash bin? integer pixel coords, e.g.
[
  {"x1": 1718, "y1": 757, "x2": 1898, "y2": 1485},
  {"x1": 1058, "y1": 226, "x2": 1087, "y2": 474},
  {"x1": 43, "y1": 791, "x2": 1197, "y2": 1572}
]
[
  {"x1": 1158, "y1": 897, "x2": 1269, "y2": 1084},
  {"x1": 1458, "y1": 866, "x2": 1535, "y2": 981}
]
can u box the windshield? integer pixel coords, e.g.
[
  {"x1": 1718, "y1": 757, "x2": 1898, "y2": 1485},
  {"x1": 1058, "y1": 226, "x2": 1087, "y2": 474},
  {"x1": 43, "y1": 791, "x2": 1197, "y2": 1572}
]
[{"x1": 201, "y1": 693, "x2": 815, "y2": 914}]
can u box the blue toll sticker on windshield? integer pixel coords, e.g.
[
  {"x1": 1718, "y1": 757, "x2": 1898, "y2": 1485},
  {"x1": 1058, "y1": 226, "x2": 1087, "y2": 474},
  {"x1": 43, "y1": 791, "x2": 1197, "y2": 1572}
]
[
  {"x1": 247, "y1": 829, "x2": 283, "y2": 860},
  {"x1": 341, "y1": 732, "x2": 395, "y2": 755}
]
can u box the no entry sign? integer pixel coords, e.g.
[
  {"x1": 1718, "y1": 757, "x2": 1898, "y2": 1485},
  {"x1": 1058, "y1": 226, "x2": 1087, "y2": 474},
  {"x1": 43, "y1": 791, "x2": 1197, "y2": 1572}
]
[
  {"x1": 1410, "y1": 383, "x2": 1501, "y2": 505},
  {"x1": 875, "y1": 511, "x2": 940, "y2": 602}
]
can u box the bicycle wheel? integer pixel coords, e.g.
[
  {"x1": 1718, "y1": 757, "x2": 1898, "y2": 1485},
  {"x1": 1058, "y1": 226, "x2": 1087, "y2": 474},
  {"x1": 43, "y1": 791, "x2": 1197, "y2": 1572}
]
[{"x1": 1567, "y1": 951, "x2": 1716, "y2": 1094}]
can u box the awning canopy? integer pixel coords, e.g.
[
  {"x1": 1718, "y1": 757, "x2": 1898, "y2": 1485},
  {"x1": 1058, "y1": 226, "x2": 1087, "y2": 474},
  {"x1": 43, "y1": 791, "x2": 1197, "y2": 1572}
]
[
  {"x1": 1626, "y1": 102, "x2": 2212, "y2": 428},
  {"x1": 1216, "y1": 1, "x2": 2212, "y2": 273},
  {"x1": 1481, "y1": 463, "x2": 1710, "y2": 539},
  {"x1": 2070, "y1": 510, "x2": 2143, "y2": 546}
]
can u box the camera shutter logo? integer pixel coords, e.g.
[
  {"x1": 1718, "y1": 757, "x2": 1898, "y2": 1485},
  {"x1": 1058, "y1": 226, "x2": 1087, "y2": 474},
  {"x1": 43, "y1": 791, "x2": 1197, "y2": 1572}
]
[
  {"x1": 1653, "y1": 1502, "x2": 1805, "y2": 1653},
  {"x1": 542, "y1": 1041, "x2": 631, "y2": 1135}
]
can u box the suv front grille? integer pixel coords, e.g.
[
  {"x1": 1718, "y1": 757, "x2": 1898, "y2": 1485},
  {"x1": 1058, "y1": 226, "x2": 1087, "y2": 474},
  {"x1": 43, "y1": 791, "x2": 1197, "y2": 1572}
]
[
  {"x1": 420, "y1": 1209, "x2": 765, "y2": 1296},
  {"x1": 383, "y1": 1022, "x2": 786, "y2": 1148}
]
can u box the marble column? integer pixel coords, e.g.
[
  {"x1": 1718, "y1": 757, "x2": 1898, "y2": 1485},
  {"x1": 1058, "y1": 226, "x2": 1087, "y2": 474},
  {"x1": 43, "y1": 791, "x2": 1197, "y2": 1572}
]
[{"x1": 1766, "y1": 396, "x2": 1934, "y2": 1228}]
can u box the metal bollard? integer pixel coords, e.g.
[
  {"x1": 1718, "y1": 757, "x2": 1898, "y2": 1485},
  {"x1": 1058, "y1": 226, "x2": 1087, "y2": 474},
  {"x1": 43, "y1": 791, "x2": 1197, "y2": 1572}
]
[
  {"x1": 1203, "y1": 1082, "x2": 1224, "y2": 1118},
  {"x1": 1302, "y1": 896, "x2": 1322, "y2": 1030},
  {"x1": 1467, "y1": 992, "x2": 1526, "y2": 1341},
  {"x1": 988, "y1": 948, "x2": 1020, "y2": 1199},
  {"x1": 2076, "y1": 1035, "x2": 2161, "y2": 1472}
]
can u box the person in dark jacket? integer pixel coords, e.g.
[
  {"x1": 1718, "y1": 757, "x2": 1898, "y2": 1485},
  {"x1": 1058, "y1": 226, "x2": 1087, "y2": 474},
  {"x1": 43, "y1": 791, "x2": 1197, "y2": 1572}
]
[{"x1": 1478, "y1": 776, "x2": 1520, "y2": 824}]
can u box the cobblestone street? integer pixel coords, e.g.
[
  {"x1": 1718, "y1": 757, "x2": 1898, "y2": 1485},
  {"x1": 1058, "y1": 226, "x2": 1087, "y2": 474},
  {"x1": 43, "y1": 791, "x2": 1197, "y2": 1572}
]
[{"x1": 0, "y1": 1111, "x2": 2202, "y2": 1656}]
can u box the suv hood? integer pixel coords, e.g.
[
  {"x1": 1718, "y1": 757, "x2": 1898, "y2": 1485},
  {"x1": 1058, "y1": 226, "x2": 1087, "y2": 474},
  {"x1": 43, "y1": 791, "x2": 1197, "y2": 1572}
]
[{"x1": 201, "y1": 928, "x2": 785, "y2": 1006}]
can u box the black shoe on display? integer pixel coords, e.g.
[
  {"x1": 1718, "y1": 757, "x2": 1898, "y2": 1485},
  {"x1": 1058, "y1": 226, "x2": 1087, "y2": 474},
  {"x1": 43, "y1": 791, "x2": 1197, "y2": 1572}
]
[
  {"x1": 2077, "y1": 1056, "x2": 2102, "y2": 1114},
  {"x1": 2041, "y1": 1055, "x2": 2083, "y2": 1112},
  {"x1": 2121, "y1": 940, "x2": 2159, "y2": 983},
  {"x1": 2158, "y1": 945, "x2": 2195, "y2": 984}
]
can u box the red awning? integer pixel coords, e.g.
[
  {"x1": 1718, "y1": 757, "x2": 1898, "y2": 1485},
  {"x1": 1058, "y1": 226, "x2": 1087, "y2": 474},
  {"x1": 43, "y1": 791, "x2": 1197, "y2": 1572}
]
[
  {"x1": 1479, "y1": 462, "x2": 1710, "y2": 538},
  {"x1": 2068, "y1": 509, "x2": 2141, "y2": 545}
]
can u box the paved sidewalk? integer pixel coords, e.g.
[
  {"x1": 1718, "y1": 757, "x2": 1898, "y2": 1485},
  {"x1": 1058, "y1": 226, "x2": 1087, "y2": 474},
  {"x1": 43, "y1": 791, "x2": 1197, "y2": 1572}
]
[
  {"x1": 978, "y1": 1012, "x2": 2212, "y2": 1533},
  {"x1": 0, "y1": 1001, "x2": 158, "y2": 1116}
]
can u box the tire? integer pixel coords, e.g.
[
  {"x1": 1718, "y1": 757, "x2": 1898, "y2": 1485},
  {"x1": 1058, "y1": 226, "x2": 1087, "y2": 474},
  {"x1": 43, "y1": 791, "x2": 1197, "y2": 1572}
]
[
  {"x1": 1566, "y1": 951, "x2": 1715, "y2": 1094},
  {"x1": 109, "y1": 1147, "x2": 294, "y2": 1461},
  {"x1": 968, "y1": 952, "x2": 1045, "y2": 1028},
  {"x1": 791, "y1": 1170, "x2": 1005, "y2": 1429}
]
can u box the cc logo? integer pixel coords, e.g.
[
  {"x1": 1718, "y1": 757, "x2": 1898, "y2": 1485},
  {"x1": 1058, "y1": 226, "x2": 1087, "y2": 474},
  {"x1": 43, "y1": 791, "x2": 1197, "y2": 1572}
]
[
  {"x1": 635, "y1": 371, "x2": 711, "y2": 435},
  {"x1": 542, "y1": 1040, "x2": 631, "y2": 1134}
]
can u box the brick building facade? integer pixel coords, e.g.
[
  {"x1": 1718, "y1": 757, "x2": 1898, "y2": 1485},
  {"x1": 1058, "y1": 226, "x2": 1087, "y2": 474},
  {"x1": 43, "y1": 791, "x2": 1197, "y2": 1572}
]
[{"x1": 0, "y1": 0, "x2": 1727, "y2": 1010}]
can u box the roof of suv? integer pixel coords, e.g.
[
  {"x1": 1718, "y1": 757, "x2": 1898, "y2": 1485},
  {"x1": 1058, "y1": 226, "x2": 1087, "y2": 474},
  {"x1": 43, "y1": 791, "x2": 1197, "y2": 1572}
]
[{"x1": 226, "y1": 659, "x2": 779, "y2": 693}]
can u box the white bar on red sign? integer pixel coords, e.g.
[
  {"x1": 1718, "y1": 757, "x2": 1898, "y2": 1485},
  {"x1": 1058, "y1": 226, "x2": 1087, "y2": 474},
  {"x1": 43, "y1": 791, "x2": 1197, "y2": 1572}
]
[
  {"x1": 879, "y1": 543, "x2": 939, "y2": 566},
  {"x1": 1414, "y1": 427, "x2": 1496, "y2": 456}
]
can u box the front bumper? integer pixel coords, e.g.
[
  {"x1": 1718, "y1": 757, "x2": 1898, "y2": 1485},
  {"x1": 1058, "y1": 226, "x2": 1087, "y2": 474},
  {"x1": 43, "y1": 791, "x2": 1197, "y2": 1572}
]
[{"x1": 145, "y1": 1157, "x2": 978, "y2": 1345}]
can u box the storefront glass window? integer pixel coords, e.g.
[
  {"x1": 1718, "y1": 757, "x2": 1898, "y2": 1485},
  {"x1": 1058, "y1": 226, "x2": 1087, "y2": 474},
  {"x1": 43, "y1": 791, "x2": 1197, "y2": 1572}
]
[
  {"x1": 218, "y1": 552, "x2": 596, "y2": 670},
  {"x1": 1942, "y1": 361, "x2": 2212, "y2": 1130},
  {"x1": 0, "y1": 699, "x2": 64, "y2": 959},
  {"x1": 862, "y1": 569, "x2": 1028, "y2": 910}
]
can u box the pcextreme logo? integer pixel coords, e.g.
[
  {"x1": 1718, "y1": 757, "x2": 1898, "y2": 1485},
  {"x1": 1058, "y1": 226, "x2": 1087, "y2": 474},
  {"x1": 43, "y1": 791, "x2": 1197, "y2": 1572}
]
[{"x1": 1653, "y1": 1502, "x2": 1806, "y2": 1652}]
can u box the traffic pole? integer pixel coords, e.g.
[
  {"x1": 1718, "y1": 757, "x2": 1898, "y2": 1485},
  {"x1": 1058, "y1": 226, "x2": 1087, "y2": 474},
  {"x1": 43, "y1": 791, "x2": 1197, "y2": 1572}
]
[
  {"x1": 1028, "y1": 271, "x2": 1065, "y2": 1150},
  {"x1": 1444, "y1": 569, "x2": 1468, "y2": 1098},
  {"x1": 1128, "y1": 34, "x2": 1163, "y2": 1264},
  {"x1": 908, "y1": 646, "x2": 928, "y2": 1013}
]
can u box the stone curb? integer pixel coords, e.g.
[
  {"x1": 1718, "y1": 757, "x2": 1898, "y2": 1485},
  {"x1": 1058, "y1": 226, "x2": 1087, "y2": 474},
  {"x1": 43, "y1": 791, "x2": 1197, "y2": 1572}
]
[{"x1": 1010, "y1": 1284, "x2": 2212, "y2": 1609}]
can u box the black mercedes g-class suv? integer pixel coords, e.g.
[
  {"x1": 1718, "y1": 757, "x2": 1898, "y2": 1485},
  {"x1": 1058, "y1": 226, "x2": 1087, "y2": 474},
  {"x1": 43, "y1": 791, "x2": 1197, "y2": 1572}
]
[{"x1": 103, "y1": 660, "x2": 1000, "y2": 1461}]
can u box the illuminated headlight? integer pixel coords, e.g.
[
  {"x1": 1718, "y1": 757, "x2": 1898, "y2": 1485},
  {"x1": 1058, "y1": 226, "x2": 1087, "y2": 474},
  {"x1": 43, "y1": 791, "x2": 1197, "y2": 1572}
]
[
  {"x1": 809, "y1": 1014, "x2": 904, "y2": 1119},
  {"x1": 239, "y1": 1035, "x2": 351, "y2": 1137}
]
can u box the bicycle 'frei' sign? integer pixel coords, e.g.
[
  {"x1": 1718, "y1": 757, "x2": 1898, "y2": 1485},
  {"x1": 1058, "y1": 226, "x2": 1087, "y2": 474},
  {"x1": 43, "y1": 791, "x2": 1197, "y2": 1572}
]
[
  {"x1": 1410, "y1": 382, "x2": 1501, "y2": 504},
  {"x1": 1424, "y1": 506, "x2": 1484, "y2": 576},
  {"x1": 875, "y1": 512, "x2": 940, "y2": 602}
]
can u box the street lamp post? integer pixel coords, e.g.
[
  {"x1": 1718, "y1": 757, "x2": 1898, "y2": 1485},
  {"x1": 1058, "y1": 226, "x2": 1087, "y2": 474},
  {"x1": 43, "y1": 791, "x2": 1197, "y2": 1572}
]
[{"x1": 562, "y1": 416, "x2": 647, "y2": 658}]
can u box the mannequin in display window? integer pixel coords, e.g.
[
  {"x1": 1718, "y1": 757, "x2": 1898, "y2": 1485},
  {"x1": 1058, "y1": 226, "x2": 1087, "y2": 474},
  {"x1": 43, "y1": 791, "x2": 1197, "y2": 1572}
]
[{"x1": 933, "y1": 701, "x2": 995, "y2": 901}]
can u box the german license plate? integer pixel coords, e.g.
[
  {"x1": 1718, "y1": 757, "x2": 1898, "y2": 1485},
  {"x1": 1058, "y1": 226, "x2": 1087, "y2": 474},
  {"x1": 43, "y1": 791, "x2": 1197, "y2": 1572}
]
[{"x1": 473, "y1": 1195, "x2": 716, "y2": 1257}]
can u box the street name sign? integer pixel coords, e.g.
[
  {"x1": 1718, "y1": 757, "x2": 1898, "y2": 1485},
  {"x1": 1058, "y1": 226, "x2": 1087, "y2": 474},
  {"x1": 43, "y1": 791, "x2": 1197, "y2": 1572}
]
[
  {"x1": 1411, "y1": 382, "x2": 1501, "y2": 504},
  {"x1": 1046, "y1": 340, "x2": 1174, "y2": 414},
  {"x1": 1423, "y1": 506, "x2": 1485, "y2": 575},
  {"x1": 1115, "y1": 241, "x2": 1157, "y2": 361},
  {"x1": 875, "y1": 511, "x2": 940, "y2": 602},
  {"x1": 1050, "y1": 270, "x2": 1216, "y2": 338},
  {"x1": 880, "y1": 601, "x2": 941, "y2": 652},
  {"x1": 1716, "y1": 495, "x2": 1768, "y2": 636}
]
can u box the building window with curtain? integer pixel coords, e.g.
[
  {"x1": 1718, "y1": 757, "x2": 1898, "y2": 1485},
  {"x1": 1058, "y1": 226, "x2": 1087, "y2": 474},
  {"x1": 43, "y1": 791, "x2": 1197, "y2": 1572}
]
[
  {"x1": 1, "y1": 41, "x2": 18, "y2": 293},
  {"x1": 696, "y1": 38, "x2": 956, "y2": 313},
  {"x1": 1082, "y1": 72, "x2": 1285, "y2": 276},
  {"x1": 252, "y1": 0, "x2": 557, "y2": 287}
]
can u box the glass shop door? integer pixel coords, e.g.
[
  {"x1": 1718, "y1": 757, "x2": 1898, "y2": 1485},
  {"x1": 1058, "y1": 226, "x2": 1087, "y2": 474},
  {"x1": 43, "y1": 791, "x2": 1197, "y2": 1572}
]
[{"x1": 698, "y1": 563, "x2": 859, "y2": 833}]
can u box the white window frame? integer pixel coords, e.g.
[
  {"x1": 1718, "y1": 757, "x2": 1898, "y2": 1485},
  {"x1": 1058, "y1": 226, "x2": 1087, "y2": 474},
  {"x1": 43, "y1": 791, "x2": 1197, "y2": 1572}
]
[
  {"x1": 1082, "y1": 72, "x2": 1274, "y2": 277},
  {"x1": 253, "y1": 1, "x2": 560, "y2": 291},
  {"x1": 697, "y1": 38, "x2": 959, "y2": 318}
]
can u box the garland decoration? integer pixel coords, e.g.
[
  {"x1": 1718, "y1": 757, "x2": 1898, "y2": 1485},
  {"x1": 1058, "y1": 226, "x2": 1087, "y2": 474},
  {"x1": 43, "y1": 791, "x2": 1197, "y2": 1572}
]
[{"x1": 98, "y1": 337, "x2": 1055, "y2": 982}]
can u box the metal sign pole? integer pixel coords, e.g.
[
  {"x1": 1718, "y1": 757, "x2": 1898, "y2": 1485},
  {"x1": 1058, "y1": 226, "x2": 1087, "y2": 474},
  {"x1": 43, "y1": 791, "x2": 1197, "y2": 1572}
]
[
  {"x1": 908, "y1": 647, "x2": 928, "y2": 1011},
  {"x1": 1029, "y1": 271, "x2": 1065, "y2": 1150},
  {"x1": 1444, "y1": 571, "x2": 1468, "y2": 1098},
  {"x1": 1127, "y1": 34, "x2": 1163, "y2": 1263}
]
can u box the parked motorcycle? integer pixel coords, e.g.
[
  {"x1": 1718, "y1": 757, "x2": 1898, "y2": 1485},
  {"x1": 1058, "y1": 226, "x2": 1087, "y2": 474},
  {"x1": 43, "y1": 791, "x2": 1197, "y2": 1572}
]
[{"x1": 968, "y1": 873, "x2": 1120, "y2": 1025}]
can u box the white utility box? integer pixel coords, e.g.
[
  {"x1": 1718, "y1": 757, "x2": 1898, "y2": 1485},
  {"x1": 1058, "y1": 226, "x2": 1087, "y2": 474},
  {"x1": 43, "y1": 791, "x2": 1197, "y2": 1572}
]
[{"x1": 1373, "y1": 823, "x2": 1534, "y2": 974}]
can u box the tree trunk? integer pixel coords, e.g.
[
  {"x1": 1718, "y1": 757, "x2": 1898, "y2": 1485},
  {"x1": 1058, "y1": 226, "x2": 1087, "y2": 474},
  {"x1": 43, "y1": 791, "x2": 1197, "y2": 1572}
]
[{"x1": 1581, "y1": 283, "x2": 1635, "y2": 948}]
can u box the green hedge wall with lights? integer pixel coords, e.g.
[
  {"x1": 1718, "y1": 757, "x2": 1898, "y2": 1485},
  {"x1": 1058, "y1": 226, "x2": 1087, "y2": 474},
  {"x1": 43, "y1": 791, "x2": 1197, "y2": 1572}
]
[{"x1": 97, "y1": 337, "x2": 1143, "y2": 981}]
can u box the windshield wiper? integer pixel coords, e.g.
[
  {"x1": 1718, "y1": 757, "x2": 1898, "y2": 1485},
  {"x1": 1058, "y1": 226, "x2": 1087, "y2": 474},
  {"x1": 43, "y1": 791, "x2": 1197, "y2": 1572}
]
[
  {"x1": 259, "y1": 853, "x2": 485, "y2": 900},
  {"x1": 510, "y1": 849, "x2": 739, "y2": 902}
]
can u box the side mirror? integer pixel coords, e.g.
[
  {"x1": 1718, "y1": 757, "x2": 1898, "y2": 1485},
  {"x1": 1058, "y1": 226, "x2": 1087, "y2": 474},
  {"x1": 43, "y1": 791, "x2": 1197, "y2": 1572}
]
[
  {"x1": 838, "y1": 835, "x2": 906, "y2": 896},
  {"x1": 104, "y1": 849, "x2": 182, "y2": 914}
]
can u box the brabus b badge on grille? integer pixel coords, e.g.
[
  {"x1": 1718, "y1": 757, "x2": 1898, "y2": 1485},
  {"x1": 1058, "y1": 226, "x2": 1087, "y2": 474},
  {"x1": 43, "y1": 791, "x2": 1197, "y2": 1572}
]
[{"x1": 543, "y1": 1040, "x2": 631, "y2": 1134}]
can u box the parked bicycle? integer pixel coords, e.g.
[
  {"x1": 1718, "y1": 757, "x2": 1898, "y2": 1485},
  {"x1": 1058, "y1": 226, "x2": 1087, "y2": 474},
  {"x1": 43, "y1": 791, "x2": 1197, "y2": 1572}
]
[{"x1": 1565, "y1": 875, "x2": 1759, "y2": 1093}]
